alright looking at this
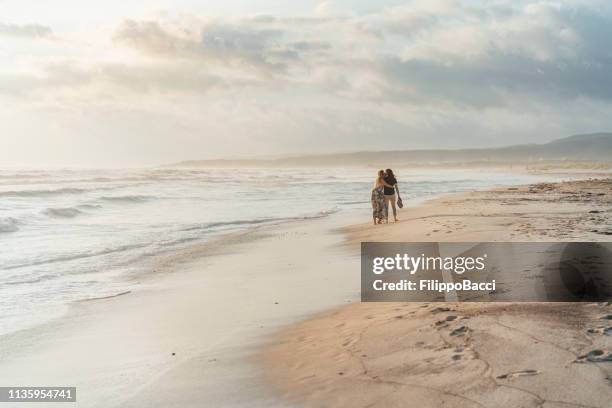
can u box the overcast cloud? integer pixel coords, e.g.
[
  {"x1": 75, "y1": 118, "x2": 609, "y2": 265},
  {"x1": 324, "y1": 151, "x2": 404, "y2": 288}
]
[
  {"x1": 0, "y1": 21, "x2": 52, "y2": 39},
  {"x1": 1, "y1": 0, "x2": 611, "y2": 166}
]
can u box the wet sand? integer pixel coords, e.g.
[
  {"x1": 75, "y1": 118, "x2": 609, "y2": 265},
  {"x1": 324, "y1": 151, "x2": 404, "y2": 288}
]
[
  {"x1": 261, "y1": 179, "x2": 612, "y2": 408},
  {"x1": 0, "y1": 211, "x2": 363, "y2": 408}
]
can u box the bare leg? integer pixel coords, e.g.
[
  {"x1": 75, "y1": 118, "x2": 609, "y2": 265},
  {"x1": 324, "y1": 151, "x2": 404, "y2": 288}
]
[
  {"x1": 383, "y1": 199, "x2": 388, "y2": 223},
  {"x1": 384, "y1": 195, "x2": 393, "y2": 223},
  {"x1": 390, "y1": 200, "x2": 397, "y2": 221}
]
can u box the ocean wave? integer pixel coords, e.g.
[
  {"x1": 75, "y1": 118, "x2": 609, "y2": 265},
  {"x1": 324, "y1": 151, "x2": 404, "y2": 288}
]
[
  {"x1": 0, "y1": 172, "x2": 49, "y2": 180},
  {"x1": 339, "y1": 200, "x2": 366, "y2": 205},
  {"x1": 2, "y1": 242, "x2": 150, "y2": 271},
  {"x1": 0, "y1": 187, "x2": 87, "y2": 197},
  {"x1": 316, "y1": 208, "x2": 339, "y2": 217},
  {"x1": 99, "y1": 195, "x2": 153, "y2": 203},
  {"x1": 180, "y1": 210, "x2": 339, "y2": 232},
  {"x1": 4, "y1": 272, "x2": 58, "y2": 286},
  {"x1": 179, "y1": 218, "x2": 282, "y2": 232},
  {"x1": 0, "y1": 217, "x2": 20, "y2": 233},
  {"x1": 408, "y1": 179, "x2": 475, "y2": 185},
  {"x1": 77, "y1": 204, "x2": 102, "y2": 210},
  {"x1": 43, "y1": 207, "x2": 84, "y2": 218},
  {"x1": 140, "y1": 211, "x2": 341, "y2": 251}
]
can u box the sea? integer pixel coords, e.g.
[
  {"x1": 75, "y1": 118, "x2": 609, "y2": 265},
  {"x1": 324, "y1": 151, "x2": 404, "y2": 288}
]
[{"x1": 0, "y1": 167, "x2": 554, "y2": 336}]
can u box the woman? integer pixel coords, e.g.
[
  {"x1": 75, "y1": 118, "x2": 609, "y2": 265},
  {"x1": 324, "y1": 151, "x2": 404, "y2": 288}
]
[
  {"x1": 371, "y1": 170, "x2": 390, "y2": 225},
  {"x1": 383, "y1": 169, "x2": 401, "y2": 222}
]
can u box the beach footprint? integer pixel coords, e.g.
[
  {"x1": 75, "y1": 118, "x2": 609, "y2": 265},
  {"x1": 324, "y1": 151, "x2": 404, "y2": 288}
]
[
  {"x1": 450, "y1": 325, "x2": 468, "y2": 337},
  {"x1": 430, "y1": 306, "x2": 451, "y2": 313},
  {"x1": 496, "y1": 369, "x2": 540, "y2": 380},
  {"x1": 586, "y1": 327, "x2": 612, "y2": 336},
  {"x1": 575, "y1": 349, "x2": 612, "y2": 363}
]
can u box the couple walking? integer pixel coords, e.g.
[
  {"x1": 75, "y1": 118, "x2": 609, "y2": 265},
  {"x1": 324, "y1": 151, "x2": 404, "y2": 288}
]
[{"x1": 371, "y1": 169, "x2": 402, "y2": 225}]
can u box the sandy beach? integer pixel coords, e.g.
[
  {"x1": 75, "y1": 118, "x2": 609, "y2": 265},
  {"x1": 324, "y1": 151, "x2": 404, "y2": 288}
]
[
  {"x1": 262, "y1": 178, "x2": 612, "y2": 408},
  {"x1": 0, "y1": 177, "x2": 610, "y2": 407},
  {"x1": 0, "y1": 167, "x2": 547, "y2": 407},
  {"x1": 5, "y1": 1, "x2": 612, "y2": 405}
]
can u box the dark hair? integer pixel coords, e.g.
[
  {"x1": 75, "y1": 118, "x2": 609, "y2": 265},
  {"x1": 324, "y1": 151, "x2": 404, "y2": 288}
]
[{"x1": 385, "y1": 169, "x2": 395, "y2": 178}]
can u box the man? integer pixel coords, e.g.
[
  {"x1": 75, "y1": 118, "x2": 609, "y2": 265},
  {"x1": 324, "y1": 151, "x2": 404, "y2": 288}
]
[{"x1": 383, "y1": 169, "x2": 401, "y2": 222}]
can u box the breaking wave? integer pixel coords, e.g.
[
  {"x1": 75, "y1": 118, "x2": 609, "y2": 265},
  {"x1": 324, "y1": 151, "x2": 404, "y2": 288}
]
[
  {"x1": 99, "y1": 195, "x2": 153, "y2": 203},
  {"x1": 0, "y1": 187, "x2": 87, "y2": 197},
  {"x1": 0, "y1": 217, "x2": 20, "y2": 233},
  {"x1": 43, "y1": 207, "x2": 84, "y2": 218}
]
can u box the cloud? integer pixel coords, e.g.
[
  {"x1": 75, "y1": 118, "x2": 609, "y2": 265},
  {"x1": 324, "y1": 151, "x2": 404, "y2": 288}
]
[
  {"x1": 112, "y1": 18, "x2": 331, "y2": 76},
  {"x1": 3, "y1": 0, "x2": 612, "y2": 166},
  {"x1": 98, "y1": 2, "x2": 612, "y2": 109},
  {"x1": 310, "y1": 1, "x2": 612, "y2": 108},
  {"x1": 0, "y1": 61, "x2": 228, "y2": 96},
  {"x1": 0, "y1": 22, "x2": 52, "y2": 39}
]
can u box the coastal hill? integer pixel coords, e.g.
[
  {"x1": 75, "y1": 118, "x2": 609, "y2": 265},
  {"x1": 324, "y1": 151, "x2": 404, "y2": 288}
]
[{"x1": 169, "y1": 133, "x2": 612, "y2": 167}]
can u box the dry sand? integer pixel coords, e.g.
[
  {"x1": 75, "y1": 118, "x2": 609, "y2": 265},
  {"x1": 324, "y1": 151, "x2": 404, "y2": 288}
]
[
  {"x1": 261, "y1": 179, "x2": 612, "y2": 408},
  {"x1": 344, "y1": 178, "x2": 612, "y2": 244}
]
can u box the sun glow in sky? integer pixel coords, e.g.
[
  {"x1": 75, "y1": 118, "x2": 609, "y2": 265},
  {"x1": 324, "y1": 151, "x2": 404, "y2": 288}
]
[{"x1": 1, "y1": 0, "x2": 612, "y2": 166}]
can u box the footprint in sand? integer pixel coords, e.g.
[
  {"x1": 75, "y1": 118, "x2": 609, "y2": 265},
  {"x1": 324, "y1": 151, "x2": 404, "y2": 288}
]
[
  {"x1": 586, "y1": 327, "x2": 612, "y2": 336},
  {"x1": 450, "y1": 326, "x2": 468, "y2": 336},
  {"x1": 496, "y1": 370, "x2": 540, "y2": 379},
  {"x1": 575, "y1": 350, "x2": 612, "y2": 363},
  {"x1": 451, "y1": 345, "x2": 466, "y2": 361},
  {"x1": 430, "y1": 307, "x2": 451, "y2": 313},
  {"x1": 435, "y1": 315, "x2": 458, "y2": 327}
]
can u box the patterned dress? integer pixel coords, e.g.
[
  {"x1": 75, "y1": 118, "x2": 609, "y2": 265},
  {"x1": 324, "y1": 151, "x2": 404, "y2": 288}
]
[{"x1": 371, "y1": 186, "x2": 386, "y2": 222}]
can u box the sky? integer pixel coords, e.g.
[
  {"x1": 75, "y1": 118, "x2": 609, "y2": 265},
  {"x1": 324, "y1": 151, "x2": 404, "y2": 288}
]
[{"x1": 1, "y1": 0, "x2": 612, "y2": 166}]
